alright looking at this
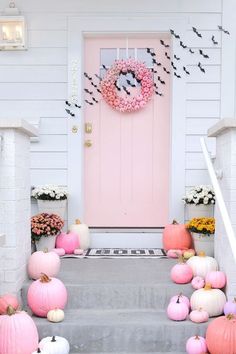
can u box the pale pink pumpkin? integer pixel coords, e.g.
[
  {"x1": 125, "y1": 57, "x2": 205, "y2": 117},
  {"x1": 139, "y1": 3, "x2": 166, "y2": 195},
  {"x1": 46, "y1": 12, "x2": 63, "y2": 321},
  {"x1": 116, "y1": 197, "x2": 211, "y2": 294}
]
[
  {"x1": 27, "y1": 274, "x2": 67, "y2": 317},
  {"x1": 167, "y1": 249, "x2": 183, "y2": 258},
  {"x1": 74, "y1": 248, "x2": 84, "y2": 255},
  {"x1": 191, "y1": 276, "x2": 205, "y2": 290},
  {"x1": 56, "y1": 232, "x2": 79, "y2": 254},
  {"x1": 171, "y1": 257, "x2": 193, "y2": 284},
  {"x1": 170, "y1": 294, "x2": 190, "y2": 308},
  {"x1": 189, "y1": 309, "x2": 209, "y2": 323},
  {"x1": 205, "y1": 271, "x2": 226, "y2": 289},
  {"x1": 51, "y1": 248, "x2": 66, "y2": 256},
  {"x1": 0, "y1": 294, "x2": 19, "y2": 315},
  {"x1": 224, "y1": 298, "x2": 236, "y2": 315},
  {"x1": 28, "y1": 250, "x2": 61, "y2": 280},
  {"x1": 167, "y1": 297, "x2": 189, "y2": 321},
  {"x1": 186, "y1": 335, "x2": 207, "y2": 354},
  {"x1": 0, "y1": 305, "x2": 39, "y2": 354}
]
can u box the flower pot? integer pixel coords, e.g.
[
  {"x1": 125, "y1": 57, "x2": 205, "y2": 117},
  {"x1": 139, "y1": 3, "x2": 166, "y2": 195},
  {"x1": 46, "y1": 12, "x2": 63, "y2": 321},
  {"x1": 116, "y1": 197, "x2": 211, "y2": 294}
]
[
  {"x1": 37, "y1": 199, "x2": 67, "y2": 219},
  {"x1": 35, "y1": 235, "x2": 57, "y2": 252},
  {"x1": 192, "y1": 232, "x2": 214, "y2": 257},
  {"x1": 186, "y1": 204, "x2": 214, "y2": 221}
]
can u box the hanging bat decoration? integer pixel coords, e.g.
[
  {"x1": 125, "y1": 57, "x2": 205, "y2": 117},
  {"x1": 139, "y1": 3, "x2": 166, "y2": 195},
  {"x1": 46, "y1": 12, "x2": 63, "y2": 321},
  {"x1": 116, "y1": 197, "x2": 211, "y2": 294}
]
[
  {"x1": 189, "y1": 48, "x2": 195, "y2": 54},
  {"x1": 151, "y1": 68, "x2": 158, "y2": 74},
  {"x1": 199, "y1": 49, "x2": 209, "y2": 59},
  {"x1": 65, "y1": 108, "x2": 75, "y2": 117},
  {"x1": 84, "y1": 88, "x2": 93, "y2": 95},
  {"x1": 92, "y1": 97, "x2": 99, "y2": 104},
  {"x1": 160, "y1": 39, "x2": 169, "y2": 48},
  {"x1": 155, "y1": 90, "x2": 163, "y2": 96},
  {"x1": 146, "y1": 47, "x2": 152, "y2": 53},
  {"x1": 183, "y1": 66, "x2": 190, "y2": 75},
  {"x1": 122, "y1": 86, "x2": 131, "y2": 95},
  {"x1": 85, "y1": 99, "x2": 94, "y2": 106},
  {"x1": 170, "y1": 29, "x2": 180, "y2": 39},
  {"x1": 192, "y1": 27, "x2": 202, "y2": 38},
  {"x1": 198, "y1": 62, "x2": 205, "y2": 73},
  {"x1": 127, "y1": 79, "x2": 136, "y2": 87},
  {"x1": 157, "y1": 76, "x2": 166, "y2": 85},
  {"x1": 180, "y1": 41, "x2": 188, "y2": 49},
  {"x1": 218, "y1": 25, "x2": 230, "y2": 35},
  {"x1": 171, "y1": 61, "x2": 177, "y2": 70},
  {"x1": 97, "y1": 88, "x2": 101, "y2": 94},
  {"x1": 174, "y1": 54, "x2": 180, "y2": 61},
  {"x1": 65, "y1": 100, "x2": 71, "y2": 106},
  {"x1": 150, "y1": 52, "x2": 156, "y2": 57},
  {"x1": 91, "y1": 82, "x2": 98, "y2": 89},
  {"x1": 174, "y1": 72, "x2": 181, "y2": 79},
  {"x1": 163, "y1": 67, "x2": 170, "y2": 74},
  {"x1": 152, "y1": 58, "x2": 161, "y2": 66},
  {"x1": 84, "y1": 72, "x2": 93, "y2": 81},
  {"x1": 75, "y1": 103, "x2": 81, "y2": 108},
  {"x1": 211, "y1": 35, "x2": 218, "y2": 45},
  {"x1": 165, "y1": 52, "x2": 171, "y2": 60},
  {"x1": 102, "y1": 64, "x2": 108, "y2": 70}
]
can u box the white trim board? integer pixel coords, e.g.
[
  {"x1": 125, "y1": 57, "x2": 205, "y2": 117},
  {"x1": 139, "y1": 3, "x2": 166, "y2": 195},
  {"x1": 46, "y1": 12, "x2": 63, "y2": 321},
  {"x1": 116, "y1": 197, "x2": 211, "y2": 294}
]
[{"x1": 67, "y1": 15, "x2": 187, "y2": 227}]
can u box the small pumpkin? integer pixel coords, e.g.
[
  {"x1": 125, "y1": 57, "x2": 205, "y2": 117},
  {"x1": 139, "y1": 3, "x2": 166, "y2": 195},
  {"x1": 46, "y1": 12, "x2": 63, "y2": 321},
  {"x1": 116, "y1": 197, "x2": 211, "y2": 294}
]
[
  {"x1": 39, "y1": 336, "x2": 70, "y2": 354},
  {"x1": 170, "y1": 256, "x2": 193, "y2": 284},
  {"x1": 205, "y1": 270, "x2": 226, "y2": 289},
  {"x1": 51, "y1": 248, "x2": 66, "y2": 256},
  {"x1": 28, "y1": 249, "x2": 61, "y2": 280},
  {"x1": 206, "y1": 314, "x2": 236, "y2": 354},
  {"x1": 189, "y1": 308, "x2": 209, "y2": 323},
  {"x1": 167, "y1": 296, "x2": 189, "y2": 321},
  {"x1": 47, "y1": 308, "x2": 65, "y2": 323},
  {"x1": 0, "y1": 294, "x2": 19, "y2": 315},
  {"x1": 166, "y1": 249, "x2": 183, "y2": 258},
  {"x1": 187, "y1": 251, "x2": 218, "y2": 278},
  {"x1": 191, "y1": 276, "x2": 205, "y2": 290},
  {"x1": 74, "y1": 248, "x2": 84, "y2": 255},
  {"x1": 190, "y1": 283, "x2": 226, "y2": 317},
  {"x1": 163, "y1": 220, "x2": 192, "y2": 250},
  {"x1": 69, "y1": 219, "x2": 90, "y2": 250},
  {"x1": 224, "y1": 298, "x2": 236, "y2": 315},
  {"x1": 170, "y1": 293, "x2": 190, "y2": 308},
  {"x1": 56, "y1": 231, "x2": 79, "y2": 254},
  {"x1": 186, "y1": 335, "x2": 207, "y2": 354}
]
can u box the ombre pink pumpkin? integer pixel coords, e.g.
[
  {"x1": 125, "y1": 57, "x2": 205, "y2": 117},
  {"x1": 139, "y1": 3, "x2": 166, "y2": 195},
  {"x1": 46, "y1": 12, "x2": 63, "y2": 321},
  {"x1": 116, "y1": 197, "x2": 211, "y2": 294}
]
[
  {"x1": 205, "y1": 271, "x2": 226, "y2": 289},
  {"x1": 0, "y1": 294, "x2": 19, "y2": 315},
  {"x1": 186, "y1": 335, "x2": 207, "y2": 354},
  {"x1": 171, "y1": 258, "x2": 193, "y2": 284},
  {"x1": 189, "y1": 309, "x2": 209, "y2": 323},
  {"x1": 0, "y1": 306, "x2": 39, "y2": 354},
  {"x1": 191, "y1": 276, "x2": 205, "y2": 290},
  {"x1": 167, "y1": 297, "x2": 189, "y2": 321},
  {"x1": 28, "y1": 250, "x2": 61, "y2": 280},
  {"x1": 27, "y1": 274, "x2": 67, "y2": 317},
  {"x1": 224, "y1": 298, "x2": 236, "y2": 315},
  {"x1": 167, "y1": 249, "x2": 183, "y2": 258},
  {"x1": 56, "y1": 231, "x2": 79, "y2": 254},
  {"x1": 51, "y1": 248, "x2": 66, "y2": 256},
  {"x1": 170, "y1": 294, "x2": 190, "y2": 308}
]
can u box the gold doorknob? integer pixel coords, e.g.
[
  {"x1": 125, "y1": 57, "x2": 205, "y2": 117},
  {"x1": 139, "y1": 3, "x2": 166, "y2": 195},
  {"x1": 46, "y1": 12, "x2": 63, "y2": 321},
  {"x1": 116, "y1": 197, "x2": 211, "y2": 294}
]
[{"x1": 85, "y1": 139, "x2": 92, "y2": 147}]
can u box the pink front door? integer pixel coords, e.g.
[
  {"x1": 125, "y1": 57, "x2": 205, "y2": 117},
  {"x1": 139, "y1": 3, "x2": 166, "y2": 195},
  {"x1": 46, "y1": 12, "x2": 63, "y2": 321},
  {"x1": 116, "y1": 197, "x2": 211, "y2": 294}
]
[{"x1": 84, "y1": 36, "x2": 170, "y2": 227}]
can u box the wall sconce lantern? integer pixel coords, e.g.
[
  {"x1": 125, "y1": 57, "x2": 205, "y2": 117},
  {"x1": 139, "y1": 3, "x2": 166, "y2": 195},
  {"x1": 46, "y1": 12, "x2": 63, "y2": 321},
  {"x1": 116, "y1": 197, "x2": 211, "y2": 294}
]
[{"x1": 0, "y1": 1, "x2": 27, "y2": 50}]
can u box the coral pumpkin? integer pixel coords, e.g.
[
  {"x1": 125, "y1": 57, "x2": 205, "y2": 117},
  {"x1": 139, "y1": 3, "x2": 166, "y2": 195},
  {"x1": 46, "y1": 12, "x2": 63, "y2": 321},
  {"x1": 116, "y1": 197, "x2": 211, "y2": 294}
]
[
  {"x1": 186, "y1": 335, "x2": 207, "y2": 354},
  {"x1": 56, "y1": 231, "x2": 79, "y2": 254},
  {"x1": 167, "y1": 296, "x2": 189, "y2": 321},
  {"x1": 205, "y1": 271, "x2": 226, "y2": 289},
  {"x1": 206, "y1": 314, "x2": 236, "y2": 354},
  {"x1": 0, "y1": 305, "x2": 39, "y2": 354},
  {"x1": 27, "y1": 273, "x2": 67, "y2": 317},
  {"x1": 171, "y1": 257, "x2": 193, "y2": 284},
  {"x1": 28, "y1": 250, "x2": 61, "y2": 280},
  {"x1": 0, "y1": 294, "x2": 19, "y2": 315},
  {"x1": 162, "y1": 220, "x2": 192, "y2": 251},
  {"x1": 224, "y1": 298, "x2": 236, "y2": 315}
]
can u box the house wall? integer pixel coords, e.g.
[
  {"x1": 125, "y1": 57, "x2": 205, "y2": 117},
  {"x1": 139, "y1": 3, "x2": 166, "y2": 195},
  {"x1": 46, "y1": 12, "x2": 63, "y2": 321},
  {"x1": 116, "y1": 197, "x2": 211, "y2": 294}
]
[{"x1": 0, "y1": 0, "x2": 231, "y2": 222}]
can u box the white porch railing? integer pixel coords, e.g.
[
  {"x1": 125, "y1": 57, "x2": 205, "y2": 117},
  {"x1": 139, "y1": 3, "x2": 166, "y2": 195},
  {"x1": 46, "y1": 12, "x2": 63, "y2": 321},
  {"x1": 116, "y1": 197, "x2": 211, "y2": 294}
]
[{"x1": 200, "y1": 137, "x2": 236, "y2": 263}]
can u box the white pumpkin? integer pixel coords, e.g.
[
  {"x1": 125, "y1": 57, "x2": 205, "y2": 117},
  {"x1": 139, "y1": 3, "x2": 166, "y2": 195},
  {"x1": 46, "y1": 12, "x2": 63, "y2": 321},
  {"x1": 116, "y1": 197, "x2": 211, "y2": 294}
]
[
  {"x1": 47, "y1": 308, "x2": 65, "y2": 323},
  {"x1": 187, "y1": 252, "x2": 218, "y2": 278},
  {"x1": 39, "y1": 336, "x2": 69, "y2": 354},
  {"x1": 190, "y1": 283, "x2": 226, "y2": 317},
  {"x1": 32, "y1": 349, "x2": 48, "y2": 354},
  {"x1": 69, "y1": 219, "x2": 90, "y2": 250}
]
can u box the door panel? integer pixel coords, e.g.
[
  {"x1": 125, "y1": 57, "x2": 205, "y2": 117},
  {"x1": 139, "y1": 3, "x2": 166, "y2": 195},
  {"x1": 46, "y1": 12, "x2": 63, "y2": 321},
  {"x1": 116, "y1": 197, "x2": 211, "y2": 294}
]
[{"x1": 84, "y1": 36, "x2": 171, "y2": 227}]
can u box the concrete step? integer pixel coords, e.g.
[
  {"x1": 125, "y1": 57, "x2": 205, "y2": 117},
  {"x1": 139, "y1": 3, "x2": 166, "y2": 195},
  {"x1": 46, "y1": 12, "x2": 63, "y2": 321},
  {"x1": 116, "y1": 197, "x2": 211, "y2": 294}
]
[{"x1": 34, "y1": 309, "x2": 208, "y2": 353}]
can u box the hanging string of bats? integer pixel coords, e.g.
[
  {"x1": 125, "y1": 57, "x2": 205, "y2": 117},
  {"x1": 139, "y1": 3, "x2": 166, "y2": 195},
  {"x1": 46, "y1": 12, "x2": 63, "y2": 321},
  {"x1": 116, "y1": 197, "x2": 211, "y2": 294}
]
[{"x1": 65, "y1": 25, "x2": 230, "y2": 115}]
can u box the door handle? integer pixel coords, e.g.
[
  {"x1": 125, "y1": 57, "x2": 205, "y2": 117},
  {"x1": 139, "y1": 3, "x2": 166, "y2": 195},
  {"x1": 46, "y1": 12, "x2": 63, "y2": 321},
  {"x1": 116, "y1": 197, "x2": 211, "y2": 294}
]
[{"x1": 85, "y1": 140, "x2": 92, "y2": 147}]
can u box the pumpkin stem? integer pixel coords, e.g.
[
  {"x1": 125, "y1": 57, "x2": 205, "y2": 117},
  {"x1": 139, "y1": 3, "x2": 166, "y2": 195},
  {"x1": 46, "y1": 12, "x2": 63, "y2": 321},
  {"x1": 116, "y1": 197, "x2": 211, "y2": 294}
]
[
  {"x1": 40, "y1": 273, "x2": 51, "y2": 283},
  {"x1": 51, "y1": 336, "x2": 56, "y2": 342},
  {"x1": 198, "y1": 251, "x2": 206, "y2": 257},
  {"x1": 234, "y1": 297, "x2": 236, "y2": 303},
  {"x1": 43, "y1": 248, "x2": 48, "y2": 253},
  {"x1": 195, "y1": 335, "x2": 200, "y2": 340},
  {"x1": 7, "y1": 305, "x2": 16, "y2": 316},
  {"x1": 204, "y1": 283, "x2": 212, "y2": 290},
  {"x1": 226, "y1": 314, "x2": 235, "y2": 320},
  {"x1": 176, "y1": 297, "x2": 180, "y2": 304},
  {"x1": 37, "y1": 349, "x2": 41, "y2": 353},
  {"x1": 178, "y1": 255, "x2": 186, "y2": 264},
  {"x1": 172, "y1": 220, "x2": 178, "y2": 225},
  {"x1": 75, "y1": 219, "x2": 81, "y2": 224}
]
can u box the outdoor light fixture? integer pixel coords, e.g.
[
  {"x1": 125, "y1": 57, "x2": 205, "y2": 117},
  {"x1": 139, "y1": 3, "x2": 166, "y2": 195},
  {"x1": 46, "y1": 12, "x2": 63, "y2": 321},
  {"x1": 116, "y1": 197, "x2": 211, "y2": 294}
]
[{"x1": 0, "y1": 1, "x2": 27, "y2": 50}]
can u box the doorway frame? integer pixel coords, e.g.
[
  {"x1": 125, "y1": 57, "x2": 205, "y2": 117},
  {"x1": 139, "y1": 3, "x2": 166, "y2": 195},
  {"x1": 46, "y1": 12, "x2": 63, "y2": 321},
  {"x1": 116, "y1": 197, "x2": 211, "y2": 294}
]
[{"x1": 67, "y1": 16, "x2": 187, "y2": 227}]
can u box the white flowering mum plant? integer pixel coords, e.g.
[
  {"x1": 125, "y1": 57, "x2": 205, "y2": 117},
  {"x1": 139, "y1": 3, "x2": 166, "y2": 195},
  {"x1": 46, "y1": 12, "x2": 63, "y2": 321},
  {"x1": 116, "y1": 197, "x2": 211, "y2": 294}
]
[
  {"x1": 31, "y1": 184, "x2": 68, "y2": 201},
  {"x1": 182, "y1": 185, "x2": 215, "y2": 205}
]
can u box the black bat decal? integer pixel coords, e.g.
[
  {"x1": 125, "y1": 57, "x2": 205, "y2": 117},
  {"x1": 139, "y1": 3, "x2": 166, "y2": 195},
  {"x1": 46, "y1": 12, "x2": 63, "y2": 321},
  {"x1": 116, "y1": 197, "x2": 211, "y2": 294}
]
[
  {"x1": 91, "y1": 82, "x2": 98, "y2": 88},
  {"x1": 127, "y1": 80, "x2": 136, "y2": 87},
  {"x1": 198, "y1": 62, "x2": 205, "y2": 73},
  {"x1": 192, "y1": 27, "x2": 202, "y2": 38},
  {"x1": 189, "y1": 48, "x2": 195, "y2": 54},
  {"x1": 102, "y1": 64, "x2": 108, "y2": 70},
  {"x1": 75, "y1": 103, "x2": 81, "y2": 108},
  {"x1": 122, "y1": 86, "x2": 131, "y2": 95},
  {"x1": 157, "y1": 76, "x2": 165, "y2": 85},
  {"x1": 65, "y1": 100, "x2": 71, "y2": 106},
  {"x1": 160, "y1": 39, "x2": 169, "y2": 48},
  {"x1": 85, "y1": 99, "x2": 93, "y2": 106},
  {"x1": 171, "y1": 61, "x2": 177, "y2": 70},
  {"x1": 114, "y1": 81, "x2": 121, "y2": 91},
  {"x1": 65, "y1": 108, "x2": 75, "y2": 117},
  {"x1": 155, "y1": 90, "x2": 163, "y2": 96},
  {"x1": 174, "y1": 72, "x2": 181, "y2": 78},
  {"x1": 92, "y1": 97, "x2": 98, "y2": 103},
  {"x1": 211, "y1": 35, "x2": 218, "y2": 45},
  {"x1": 84, "y1": 72, "x2": 92, "y2": 81},
  {"x1": 218, "y1": 25, "x2": 230, "y2": 35},
  {"x1": 174, "y1": 54, "x2": 180, "y2": 61},
  {"x1": 165, "y1": 52, "x2": 171, "y2": 60},
  {"x1": 163, "y1": 67, "x2": 170, "y2": 74},
  {"x1": 151, "y1": 68, "x2": 158, "y2": 74},
  {"x1": 146, "y1": 48, "x2": 151, "y2": 53},
  {"x1": 183, "y1": 66, "x2": 190, "y2": 75},
  {"x1": 150, "y1": 52, "x2": 156, "y2": 57},
  {"x1": 170, "y1": 29, "x2": 180, "y2": 39},
  {"x1": 180, "y1": 41, "x2": 187, "y2": 49},
  {"x1": 95, "y1": 74, "x2": 102, "y2": 81},
  {"x1": 84, "y1": 88, "x2": 93, "y2": 95},
  {"x1": 97, "y1": 88, "x2": 101, "y2": 94},
  {"x1": 199, "y1": 49, "x2": 209, "y2": 59}
]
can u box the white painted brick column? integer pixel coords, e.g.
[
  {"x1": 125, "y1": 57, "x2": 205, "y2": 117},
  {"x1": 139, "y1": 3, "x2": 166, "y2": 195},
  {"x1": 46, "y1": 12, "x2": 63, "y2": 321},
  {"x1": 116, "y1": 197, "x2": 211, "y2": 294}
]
[
  {"x1": 208, "y1": 118, "x2": 236, "y2": 297},
  {"x1": 0, "y1": 119, "x2": 38, "y2": 294}
]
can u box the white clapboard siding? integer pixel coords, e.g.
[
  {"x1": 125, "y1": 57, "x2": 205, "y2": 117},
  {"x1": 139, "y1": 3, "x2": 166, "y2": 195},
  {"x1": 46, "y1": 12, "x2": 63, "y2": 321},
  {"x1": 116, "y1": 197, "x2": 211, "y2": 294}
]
[
  {"x1": 186, "y1": 48, "x2": 221, "y2": 65},
  {"x1": 31, "y1": 152, "x2": 67, "y2": 169},
  {"x1": 0, "y1": 101, "x2": 66, "y2": 118},
  {"x1": 187, "y1": 65, "x2": 220, "y2": 83},
  {"x1": 40, "y1": 118, "x2": 67, "y2": 134},
  {"x1": 186, "y1": 152, "x2": 207, "y2": 169},
  {"x1": 188, "y1": 14, "x2": 222, "y2": 30},
  {"x1": 27, "y1": 14, "x2": 68, "y2": 30},
  {"x1": 28, "y1": 30, "x2": 67, "y2": 48},
  {"x1": 0, "y1": 66, "x2": 67, "y2": 83},
  {"x1": 186, "y1": 135, "x2": 216, "y2": 153},
  {"x1": 186, "y1": 101, "x2": 220, "y2": 117},
  {"x1": 0, "y1": 48, "x2": 67, "y2": 65},
  {"x1": 30, "y1": 135, "x2": 67, "y2": 152},
  {"x1": 186, "y1": 169, "x2": 210, "y2": 187},
  {"x1": 186, "y1": 30, "x2": 221, "y2": 48},
  {"x1": 0, "y1": 83, "x2": 67, "y2": 100},
  {"x1": 186, "y1": 118, "x2": 219, "y2": 135},
  {"x1": 186, "y1": 83, "x2": 220, "y2": 100},
  {"x1": 31, "y1": 169, "x2": 67, "y2": 186}
]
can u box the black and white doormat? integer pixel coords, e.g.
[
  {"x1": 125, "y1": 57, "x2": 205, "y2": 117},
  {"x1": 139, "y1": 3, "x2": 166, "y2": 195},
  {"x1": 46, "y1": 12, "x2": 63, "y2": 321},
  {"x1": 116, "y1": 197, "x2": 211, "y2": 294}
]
[{"x1": 62, "y1": 248, "x2": 167, "y2": 259}]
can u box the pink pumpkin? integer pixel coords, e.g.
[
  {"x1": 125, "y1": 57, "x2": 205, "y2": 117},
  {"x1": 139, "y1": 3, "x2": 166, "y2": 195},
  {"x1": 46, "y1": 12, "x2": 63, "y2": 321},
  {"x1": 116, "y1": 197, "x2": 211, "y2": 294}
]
[
  {"x1": 27, "y1": 274, "x2": 67, "y2": 317},
  {"x1": 0, "y1": 294, "x2": 19, "y2": 315},
  {"x1": 205, "y1": 271, "x2": 226, "y2": 289},
  {"x1": 28, "y1": 250, "x2": 61, "y2": 280},
  {"x1": 191, "y1": 276, "x2": 205, "y2": 290},
  {"x1": 0, "y1": 305, "x2": 39, "y2": 354},
  {"x1": 167, "y1": 297, "x2": 189, "y2": 321},
  {"x1": 167, "y1": 249, "x2": 183, "y2": 258},
  {"x1": 189, "y1": 309, "x2": 209, "y2": 323},
  {"x1": 56, "y1": 232, "x2": 79, "y2": 254},
  {"x1": 74, "y1": 248, "x2": 84, "y2": 255},
  {"x1": 170, "y1": 294, "x2": 190, "y2": 308},
  {"x1": 224, "y1": 298, "x2": 236, "y2": 315},
  {"x1": 171, "y1": 257, "x2": 193, "y2": 284},
  {"x1": 52, "y1": 248, "x2": 66, "y2": 256},
  {"x1": 186, "y1": 335, "x2": 207, "y2": 354}
]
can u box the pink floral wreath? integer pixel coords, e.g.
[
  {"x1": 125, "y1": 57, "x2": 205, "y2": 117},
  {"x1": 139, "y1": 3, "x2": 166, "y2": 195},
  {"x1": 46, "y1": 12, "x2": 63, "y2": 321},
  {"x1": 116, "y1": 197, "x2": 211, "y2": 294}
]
[{"x1": 100, "y1": 58, "x2": 154, "y2": 113}]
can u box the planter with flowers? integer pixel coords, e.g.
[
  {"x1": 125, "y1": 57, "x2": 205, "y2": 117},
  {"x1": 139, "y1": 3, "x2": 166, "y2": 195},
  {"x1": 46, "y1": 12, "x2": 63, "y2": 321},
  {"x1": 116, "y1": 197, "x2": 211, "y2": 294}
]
[
  {"x1": 182, "y1": 185, "x2": 215, "y2": 221},
  {"x1": 32, "y1": 185, "x2": 68, "y2": 219},
  {"x1": 31, "y1": 213, "x2": 64, "y2": 251},
  {"x1": 186, "y1": 217, "x2": 215, "y2": 257}
]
